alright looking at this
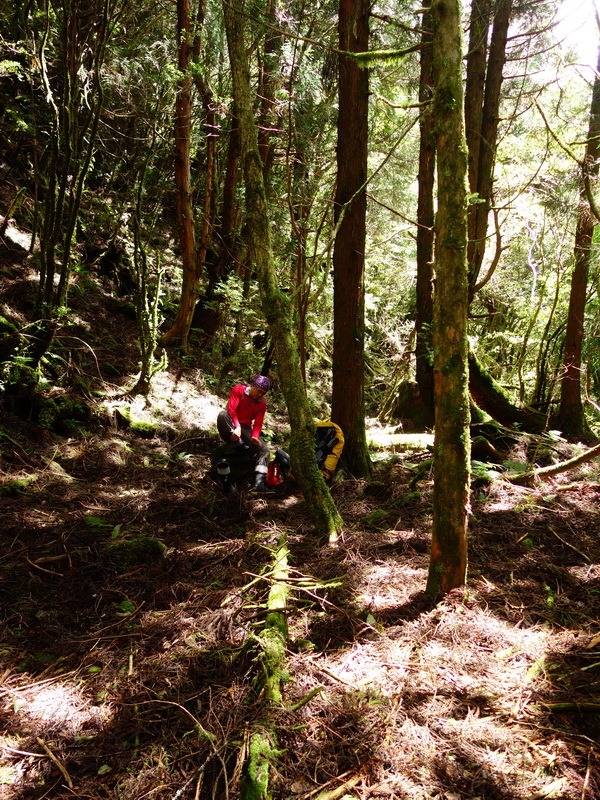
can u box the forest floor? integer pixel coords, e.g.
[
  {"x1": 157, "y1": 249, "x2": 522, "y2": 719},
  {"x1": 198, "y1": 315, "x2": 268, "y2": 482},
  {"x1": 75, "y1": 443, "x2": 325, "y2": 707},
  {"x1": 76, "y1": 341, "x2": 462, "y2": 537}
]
[{"x1": 1, "y1": 232, "x2": 600, "y2": 800}]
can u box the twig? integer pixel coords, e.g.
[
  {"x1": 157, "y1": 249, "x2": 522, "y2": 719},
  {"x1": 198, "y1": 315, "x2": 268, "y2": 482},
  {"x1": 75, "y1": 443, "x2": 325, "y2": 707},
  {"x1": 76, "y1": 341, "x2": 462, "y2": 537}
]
[
  {"x1": 36, "y1": 738, "x2": 73, "y2": 789},
  {"x1": 582, "y1": 748, "x2": 592, "y2": 800},
  {"x1": 25, "y1": 557, "x2": 64, "y2": 577},
  {"x1": 288, "y1": 686, "x2": 323, "y2": 712},
  {"x1": 1, "y1": 743, "x2": 45, "y2": 758},
  {"x1": 548, "y1": 527, "x2": 591, "y2": 563},
  {"x1": 302, "y1": 772, "x2": 362, "y2": 800}
]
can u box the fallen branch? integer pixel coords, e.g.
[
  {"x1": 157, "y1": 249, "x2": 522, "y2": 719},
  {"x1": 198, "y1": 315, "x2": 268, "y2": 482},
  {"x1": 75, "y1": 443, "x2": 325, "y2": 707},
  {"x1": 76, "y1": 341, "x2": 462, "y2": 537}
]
[
  {"x1": 36, "y1": 738, "x2": 73, "y2": 789},
  {"x1": 507, "y1": 443, "x2": 600, "y2": 486},
  {"x1": 541, "y1": 702, "x2": 600, "y2": 713},
  {"x1": 548, "y1": 527, "x2": 591, "y2": 563}
]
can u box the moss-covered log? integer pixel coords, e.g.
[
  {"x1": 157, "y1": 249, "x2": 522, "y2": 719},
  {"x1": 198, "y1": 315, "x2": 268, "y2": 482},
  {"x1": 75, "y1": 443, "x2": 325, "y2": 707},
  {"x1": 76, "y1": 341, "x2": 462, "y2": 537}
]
[
  {"x1": 239, "y1": 535, "x2": 290, "y2": 800},
  {"x1": 507, "y1": 442, "x2": 600, "y2": 486}
]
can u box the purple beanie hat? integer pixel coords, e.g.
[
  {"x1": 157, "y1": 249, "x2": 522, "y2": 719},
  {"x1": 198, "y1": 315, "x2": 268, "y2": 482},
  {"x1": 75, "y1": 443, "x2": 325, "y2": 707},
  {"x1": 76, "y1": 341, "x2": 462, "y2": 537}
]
[{"x1": 252, "y1": 375, "x2": 271, "y2": 392}]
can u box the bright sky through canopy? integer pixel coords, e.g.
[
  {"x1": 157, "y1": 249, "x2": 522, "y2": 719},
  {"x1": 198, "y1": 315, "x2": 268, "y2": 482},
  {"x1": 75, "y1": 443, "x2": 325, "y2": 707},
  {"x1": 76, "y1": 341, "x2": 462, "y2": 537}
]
[{"x1": 556, "y1": 0, "x2": 599, "y2": 69}]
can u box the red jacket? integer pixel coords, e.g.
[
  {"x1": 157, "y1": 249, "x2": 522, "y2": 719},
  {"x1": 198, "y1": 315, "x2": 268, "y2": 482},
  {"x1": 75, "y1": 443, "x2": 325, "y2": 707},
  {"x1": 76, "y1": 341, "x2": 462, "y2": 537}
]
[{"x1": 227, "y1": 384, "x2": 267, "y2": 439}]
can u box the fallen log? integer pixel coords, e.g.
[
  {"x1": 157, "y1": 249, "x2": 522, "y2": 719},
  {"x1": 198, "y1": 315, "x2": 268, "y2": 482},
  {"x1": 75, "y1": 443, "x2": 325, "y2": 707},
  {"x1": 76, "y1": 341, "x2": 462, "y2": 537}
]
[{"x1": 507, "y1": 442, "x2": 600, "y2": 486}]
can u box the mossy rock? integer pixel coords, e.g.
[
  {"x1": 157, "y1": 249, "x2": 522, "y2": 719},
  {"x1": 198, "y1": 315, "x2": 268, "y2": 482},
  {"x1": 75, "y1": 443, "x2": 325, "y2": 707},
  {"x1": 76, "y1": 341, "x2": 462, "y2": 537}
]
[
  {"x1": 37, "y1": 395, "x2": 91, "y2": 435},
  {"x1": 362, "y1": 509, "x2": 388, "y2": 529},
  {"x1": 363, "y1": 480, "x2": 390, "y2": 498},
  {"x1": 106, "y1": 536, "x2": 167, "y2": 568},
  {"x1": 115, "y1": 407, "x2": 157, "y2": 439}
]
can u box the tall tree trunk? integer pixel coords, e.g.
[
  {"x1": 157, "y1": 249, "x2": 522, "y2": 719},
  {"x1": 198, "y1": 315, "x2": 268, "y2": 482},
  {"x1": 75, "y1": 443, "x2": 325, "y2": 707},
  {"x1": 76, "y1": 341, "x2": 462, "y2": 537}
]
[
  {"x1": 554, "y1": 43, "x2": 600, "y2": 442},
  {"x1": 331, "y1": 0, "x2": 372, "y2": 478},
  {"x1": 222, "y1": 0, "x2": 343, "y2": 541},
  {"x1": 415, "y1": 2, "x2": 436, "y2": 427},
  {"x1": 426, "y1": 0, "x2": 471, "y2": 597},
  {"x1": 466, "y1": 0, "x2": 512, "y2": 296},
  {"x1": 159, "y1": 0, "x2": 200, "y2": 350}
]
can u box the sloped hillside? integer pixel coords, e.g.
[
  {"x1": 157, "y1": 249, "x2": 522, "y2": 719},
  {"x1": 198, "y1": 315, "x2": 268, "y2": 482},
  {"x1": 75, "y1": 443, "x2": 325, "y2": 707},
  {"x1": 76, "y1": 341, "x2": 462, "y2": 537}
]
[{"x1": 1, "y1": 236, "x2": 599, "y2": 800}]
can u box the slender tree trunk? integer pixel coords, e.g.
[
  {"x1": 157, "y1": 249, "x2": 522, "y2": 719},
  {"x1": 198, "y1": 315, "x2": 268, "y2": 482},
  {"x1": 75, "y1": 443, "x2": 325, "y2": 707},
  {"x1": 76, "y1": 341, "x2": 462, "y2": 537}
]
[
  {"x1": 426, "y1": 0, "x2": 471, "y2": 597},
  {"x1": 464, "y1": 0, "x2": 491, "y2": 195},
  {"x1": 467, "y1": 0, "x2": 512, "y2": 296},
  {"x1": 331, "y1": 0, "x2": 372, "y2": 478},
  {"x1": 222, "y1": 0, "x2": 343, "y2": 541},
  {"x1": 35, "y1": 0, "x2": 109, "y2": 320},
  {"x1": 415, "y1": 3, "x2": 436, "y2": 426},
  {"x1": 554, "y1": 43, "x2": 600, "y2": 442}
]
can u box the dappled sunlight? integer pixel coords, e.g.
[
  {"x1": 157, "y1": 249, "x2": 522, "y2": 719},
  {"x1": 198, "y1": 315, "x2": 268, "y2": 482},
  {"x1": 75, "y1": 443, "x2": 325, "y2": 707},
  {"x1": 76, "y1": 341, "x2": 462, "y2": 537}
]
[
  {"x1": 2, "y1": 674, "x2": 114, "y2": 737},
  {"x1": 567, "y1": 563, "x2": 600, "y2": 582},
  {"x1": 356, "y1": 563, "x2": 425, "y2": 612},
  {"x1": 103, "y1": 371, "x2": 223, "y2": 435}
]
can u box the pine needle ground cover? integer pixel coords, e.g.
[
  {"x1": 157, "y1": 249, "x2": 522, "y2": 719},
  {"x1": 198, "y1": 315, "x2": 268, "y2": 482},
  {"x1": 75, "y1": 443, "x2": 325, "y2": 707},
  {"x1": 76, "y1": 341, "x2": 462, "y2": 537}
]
[{"x1": 0, "y1": 246, "x2": 599, "y2": 799}]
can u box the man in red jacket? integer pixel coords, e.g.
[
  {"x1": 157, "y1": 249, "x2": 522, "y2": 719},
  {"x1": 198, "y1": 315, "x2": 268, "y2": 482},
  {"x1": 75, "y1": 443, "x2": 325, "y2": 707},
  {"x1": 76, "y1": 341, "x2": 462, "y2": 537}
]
[{"x1": 217, "y1": 375, "x2": 271, "y2": 492}]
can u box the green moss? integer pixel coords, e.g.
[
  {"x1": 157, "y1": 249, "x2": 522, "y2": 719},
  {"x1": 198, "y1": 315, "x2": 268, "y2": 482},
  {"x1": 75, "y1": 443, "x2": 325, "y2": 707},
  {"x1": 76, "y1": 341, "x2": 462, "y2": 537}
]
[
  {"x1": 106, "y1": 535, "x2": 167, "y2": 568},
  {"x1": 362, "y1": 509, "x2": 388, "y2": 529},
  {"x1": 0, "y1": 474, "x2": 38, "y2": 496},
  {"x1": 0, "y1": 316, "x2": 18, "y2": 334},
  {"x1": 240, "y1": 731, "x2": 284, "y2": 800},
  {"x1": 129, "y1": 419, "x2": 157, "y2": 439}
]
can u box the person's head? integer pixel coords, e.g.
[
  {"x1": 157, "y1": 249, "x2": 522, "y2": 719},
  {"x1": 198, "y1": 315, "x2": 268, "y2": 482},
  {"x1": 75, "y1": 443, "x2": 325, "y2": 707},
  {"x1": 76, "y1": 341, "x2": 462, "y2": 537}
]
[{"x1": 249, "y1": 375, "x2": 270, "y2": 399}]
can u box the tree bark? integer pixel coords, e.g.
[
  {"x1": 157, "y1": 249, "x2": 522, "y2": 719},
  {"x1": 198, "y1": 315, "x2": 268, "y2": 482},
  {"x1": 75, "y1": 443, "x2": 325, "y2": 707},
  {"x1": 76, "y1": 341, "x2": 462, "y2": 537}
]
[
  {"x1": 159, "y1": 0, "x2": 200, "y2": 350},
  {"x1": 222, "y1": 0, "x2": 343, "y2": 541},
  {"x1": 331, "y1": 0, "x2": 372, "y2": 479},
  {"x1": 554, "y1": 43, "x2": 600, "y2": 442},
  {"x1": 466, "y1": 0, "x2": 512, "y2": 296},
  {"x1": 415, "y1": 3, "x2": 436, "y2": 427},
  {"x1": 426, "y1": 0, "x2": 471, "y2": 598}
]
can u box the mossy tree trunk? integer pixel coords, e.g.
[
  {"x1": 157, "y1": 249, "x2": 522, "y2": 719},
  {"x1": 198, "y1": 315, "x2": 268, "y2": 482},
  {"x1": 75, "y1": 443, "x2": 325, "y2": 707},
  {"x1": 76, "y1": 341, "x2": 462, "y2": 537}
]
[
  {"x1": 415, "y1": 1, "x2": 436, "y2": 427},
  {"x1": 468, "y1": 350, "x2": 548, "y2": 433},
  {"x1": 331, "y1": 0, "x2": 372, "y2": 479},
  {"x1": 222, "y1": 0, "x2": 343, "y2": 541},
  {"x1": 240, "y1": 535, "x2": 289, "y2": 800},
  {"x1": 426, "y1": 0, "x2": 471, "y2": 598}
]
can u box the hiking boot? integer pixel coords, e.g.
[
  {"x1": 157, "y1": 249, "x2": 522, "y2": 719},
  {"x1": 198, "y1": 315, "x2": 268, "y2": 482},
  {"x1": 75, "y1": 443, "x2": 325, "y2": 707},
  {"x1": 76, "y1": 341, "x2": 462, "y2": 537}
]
[{"x1": 250, "y1": 473, "x2": 268, "y2": 493}]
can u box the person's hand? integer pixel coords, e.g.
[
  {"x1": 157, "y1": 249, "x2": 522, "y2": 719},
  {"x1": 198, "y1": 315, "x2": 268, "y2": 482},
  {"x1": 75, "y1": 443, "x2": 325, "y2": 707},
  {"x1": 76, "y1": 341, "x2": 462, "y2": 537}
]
[
  {"x1": 250, "y1": 436, "x2": 261, "y2": 448},
  {"x1": 230, "y1": 432, "x2": 240, "y2": 442}
]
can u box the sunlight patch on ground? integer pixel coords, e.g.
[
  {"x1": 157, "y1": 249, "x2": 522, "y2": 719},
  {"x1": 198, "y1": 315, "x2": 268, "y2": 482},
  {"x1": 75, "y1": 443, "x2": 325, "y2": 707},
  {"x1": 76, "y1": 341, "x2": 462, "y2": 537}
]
[
  {"x1": 568, "y1": 563, "x2": 600, "y2": 582},
  {"x1": 2, "y1": 222, "x2": 32, "y2": 251},
  {"x1": 356, "y1": 564, "x2": 425, "y2": 611},
  {"x1": 322, "y1": 603, "x2": 550, "y2": 710},
  {"x1": 103, "y1": 371, "x2": 223, "y2": 435},
  {"x1": 3, "y1": 677, "x2": 113, "y2": 737}
]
